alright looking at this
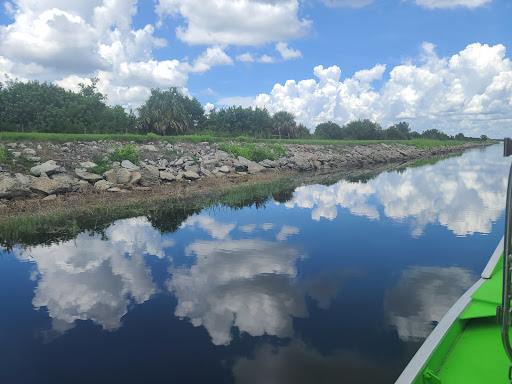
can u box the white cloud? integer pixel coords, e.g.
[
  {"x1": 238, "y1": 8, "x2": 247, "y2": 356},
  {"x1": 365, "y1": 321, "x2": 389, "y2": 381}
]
[
  {"x1": 411, "y1": 0, "x2": 493, "y2": 9},
  {"x1": 237, "y1": 52, "x2": 255, "y2": 63},
  {"x1": 276, "y1": 225, "x2": 300, "y2": 241},
  {"x1": 255, "y1": 43, "x2": 512, "y2": 137},
  {"x1": 156, "y1": 0, "x2": 311, "y2": 46},
  {"x1": 167, "y1": 239, "x2": 307, "y2": 345},
  {"x1": 276, "y1": 42, "x2": 302, "y2": 60},
  {"x1": 284, "y1": 145, "x2": 511, "y2": 236},
  {"x1": 14, "y1": 217, "x2": 173, "y2": 336},
  {"x1": 181, "y1": 215, "x2": 236, "y2": 239},
  {"x1": 385, "y1": 266, "x2": 476, "y2": 341},
  {"x1": 190, "y1": 45, "x2": 234, "y2": 73}
]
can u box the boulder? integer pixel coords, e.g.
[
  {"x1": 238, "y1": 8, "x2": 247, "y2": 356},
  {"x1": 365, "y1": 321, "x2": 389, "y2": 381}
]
[
  {"x1": 42, "y1": 194, "x2": 57, "y2": 202},
  {"x1": 121, "y1": 160, "x2": 139, "y2": 170},
  {"x1": 219, "y1": 165, "x2": 230, "y2": 173},
  {"x1": 145, "y1": 164, "x2": 160, "y2": 177},
  {"x1": 115, "y1": 168, "x2": 132, "y2": 184},
  {"x1": 0, "y1": 175, "x2": 31, "y2": 199},
  {"x1": 77, "y1": 180, "x2": 94, "y2": 193},
  {"x1": 80, "y1": 161, "x2": 97, "y2": 169},
  {"x1": 183, "y1": 171, "x2": 200, "y2": 180},
  {"x1": 139, "y1": 169, "x2": 161, "y2": 187},
  {"x1": 129, "y1": 171, "x2": 141, "y2": 185},
  {"x1": 30, "y1": 176, "x2": 71, "y2": 195},
  {"x1": 142, "y1": 144, "x2": 158, "y2": 151},
  {"x1": 94, "y1": 180, "x2": 113, "y2": 191},
  {"x1": 159, "y1": 171, "x2": 176, "y2": 181},
  {"x1": 103, "y1": 169, "x2": 117, "y2": 184},
  {"x1": 259, "y1": 159, "x2": 277, "y2": 168},
  {"x1": 107, "y1": 187, "x2": 122, "y2": 192},
  {"x1": 15, "y1": 173, "x2": 33, "y2": 186},
  {"x1": 50, "y1": 173, "x2": 78, "y2": 185},
  {"x1": 30, "y1": 160, "x2": 63, "y2": 176},
  {"x1": 75, "y1": 168, "x2": 103, "y2": 182},
  {"x1": 184, "y1": 163, "x2": 200, "y2": 174},
  {"x1": 22, "y1": 148, "x2": 37, "y2": 156},
  {"x1": 247, "y1": 161, "x2": 265, "y2": 174},
  {"x1": 237, "y1": 156, "x2": 250, "y2": 168}
]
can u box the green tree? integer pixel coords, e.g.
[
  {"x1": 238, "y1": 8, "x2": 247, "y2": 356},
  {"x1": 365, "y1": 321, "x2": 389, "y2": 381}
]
[
  {"x1": 203, "y1": 105, "x2": 272, "y2": 138},
  {"x1": 272, "y1": 111, "x2": 297, "y2": 139},
  {"x1": 314, "y1": 121, "x2": 343, "y2": 140},
  {"x1": 342, "y1": 119, "x2": 382, "y2": 140},
  {"x1": 421, "y1": 129, "x2": 450, "y2": 140},
  {"x1": 137, "y1": 87, "x2": 201, "y2": 136},
  {"x1": 296, "y1": 123, "x2": 312, "y2": 139}
]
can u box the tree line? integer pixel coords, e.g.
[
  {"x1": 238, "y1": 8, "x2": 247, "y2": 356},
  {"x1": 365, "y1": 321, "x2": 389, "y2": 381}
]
[{"x1": 0, "y1": 79, "x2": 487, "y2": 141}]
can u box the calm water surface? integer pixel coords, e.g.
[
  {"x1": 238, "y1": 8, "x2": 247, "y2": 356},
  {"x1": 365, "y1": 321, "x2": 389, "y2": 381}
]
[{"x1": 1, "y1": 144, "x2": 510, "y2": 384}]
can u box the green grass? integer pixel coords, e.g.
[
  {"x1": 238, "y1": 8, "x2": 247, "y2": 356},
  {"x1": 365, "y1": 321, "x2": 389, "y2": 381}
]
[
  {"x1": 0, "y1": 131, "x2": 477, "y2": 150},
  {"x1": 88, "y1": 155, "x2": 112, "y2": 175},
  {"x1": 0, "y1": 147, "x2": 6, "y2": 164},
  {"x1": 218, "y1": 143, "x2": 281, "y2": 162}
]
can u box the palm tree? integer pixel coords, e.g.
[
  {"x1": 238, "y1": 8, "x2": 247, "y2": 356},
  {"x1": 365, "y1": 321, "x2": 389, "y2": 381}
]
[{"x1": 272, "y1": 111, "x2": 297, "y2": 139}]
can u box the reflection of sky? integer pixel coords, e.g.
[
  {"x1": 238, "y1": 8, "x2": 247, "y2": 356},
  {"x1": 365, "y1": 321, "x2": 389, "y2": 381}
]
[
  {"x1": 283, "y1": 146, "x2": 511, "y2": 236},
  {"x1": 14, "y1": 217, "x2": 174, "y2": 334},
  {"x1": 385, "y1": 266, "x2": 476, "y2": 341}
]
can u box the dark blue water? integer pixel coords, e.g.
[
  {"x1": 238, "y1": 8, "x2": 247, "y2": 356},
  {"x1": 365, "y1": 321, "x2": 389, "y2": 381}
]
[{"x1": 1, "y1": 145, "x2": 510, "y2": 384}]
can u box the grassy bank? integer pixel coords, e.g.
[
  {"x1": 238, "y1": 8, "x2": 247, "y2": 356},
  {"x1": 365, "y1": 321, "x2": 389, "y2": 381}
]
[
  {"x1": 0, "y1": 174, "x2": 298, "y2": 250},
  {"x1": 0, "y1": 131, "x2": 476, "y2": 149}
]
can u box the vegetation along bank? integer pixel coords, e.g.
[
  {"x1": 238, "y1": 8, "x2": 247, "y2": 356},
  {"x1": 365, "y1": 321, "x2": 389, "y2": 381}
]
[{"x1": 0, "y1": 135, "x2": 492, "y2": 212}]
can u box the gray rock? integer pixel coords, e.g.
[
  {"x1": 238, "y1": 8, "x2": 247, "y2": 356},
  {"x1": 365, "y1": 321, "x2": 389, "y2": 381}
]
[
  {"x1": 0, "y1": 175, "x2": 31, "y2": 198},
  {"x1": 15, "y1": 173, "x2": 33, "y2": 186},
  {"x1": 22, "y1": 148, "x2": 37, "y2": 156},
  {"x1": 80, "y1": 161, "x2": 97, "y2": 169},
  {"x1": 107, "y1": 187, "x2": 122, "y2": 192},
  {"x1": 129, "y1": 171, "x2": 141, "y2": 185},
  {"x1": 37, "y1": 144, "x2": 43, "y2": 150},
  {"x1": 145, "y1": 164, "x2": 160, "y2": 177},
  {"x1": 75, "y1": 168, "x2": 103, "y2": 182},
  {"x1": 142, "y1": 144, "x2": 158, "y2": 151},
  {"x1": 159, "y1": 171, "x2": 176, "y2": 181},
  {"x1": 30, "y1": 177, "x2": 71, "y2": 195},
  {"x1": 6, "y1": 143, "x2": 17, "y2": 148},
  {"x1": 77, "y1": 180, "x2": 94, "y2": 193},
  {"x1": 50, "y1": 173, "x2": 77, "y2": 185},
  {"x1": 42, "y1": 194, "x2": 57, "y2": 202},
  {"x1": 12, "y1": 152, "x2": 21, "y2": 158},
  {"x1": 247, "y1": 161, "x2": 265, "y2": 174},
  {"x1": 94, "y1": 180, "x2": 113, "y2": 191},
  {"x1": 121, "y1": 160, "x2": 139, "y2": 170},
  {"x1": 238, "y1": 156, "x2": 250, "y2": 167},
  {"x1": 183, "y1": 171, "x2": 200, "y2": 180},
  {"x1": 200, "y1": 168, "x2": 213, "y2": 177},
  {"x1": 27, "y1": 156, "x2": 41, "y2": 162},
  {"x1": 115, "y1": 168, "x2": 132, "y2": 184},
  {"x1": 139, "y1": 169, "x2": 161, "y2": 187},
  {"x1": 184, "y1": 163, "x2": 200, "y2": 174},
  {"x1": 219, "y1": 165, "x2": 230, "y2": 173},
  {"x1": 31, "y1": 160, "x2": 63, "y2": 176},
  {"x1": 259, "y1": 159, "x2": 277, "y2": 168},
  {"x1": 103, "y1": 169, "x2": 117, "y2": 184}
]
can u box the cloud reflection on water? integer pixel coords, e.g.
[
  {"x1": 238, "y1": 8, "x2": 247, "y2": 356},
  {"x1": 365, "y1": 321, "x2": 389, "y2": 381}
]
[
  {"x1": 168, "y1": 238, "x2": 307, "y2": 345},
  {"x1": 385, "y1": 266, "x2": 476, "y2": 341},
  {"x1": 14, "y1": 217, "x2": 173, "y2": 335},
  {"x1": 282, "y1": 146, "x2": 510, "y2": 236}
]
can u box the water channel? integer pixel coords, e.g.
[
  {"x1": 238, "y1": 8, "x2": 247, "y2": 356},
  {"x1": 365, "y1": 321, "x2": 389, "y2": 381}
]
[{"x1": 1, "y1": 144, "x2": 510, "y2": 384}]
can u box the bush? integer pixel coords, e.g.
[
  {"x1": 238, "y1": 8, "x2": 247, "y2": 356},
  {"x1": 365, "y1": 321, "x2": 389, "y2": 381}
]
[
  {"x1": 0, "y1": 148, "x2": 6, "y2": 164},
  {"x1": 110, "y1": 143, "x2": 140, "y2": 164},
  {"x1": 218, "y1": 143, "x2": 278, "y2": 162},
  {"x1": 146, "y1": 132, "x2": 160, "y2": 139},
  {"x1": 89, "y1": 155, "x2": 112, "y2": 175}
]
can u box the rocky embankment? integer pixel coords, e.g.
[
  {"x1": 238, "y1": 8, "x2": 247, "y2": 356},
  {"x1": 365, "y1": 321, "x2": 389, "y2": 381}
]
[{"x1": 0, "y1": 140, "x2": 490, "y2": 204}]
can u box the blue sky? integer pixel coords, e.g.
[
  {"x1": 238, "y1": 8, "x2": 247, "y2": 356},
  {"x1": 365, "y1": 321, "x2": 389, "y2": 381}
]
[{"x1": 0, "y1": 0, "x2": 511, "y2": 137}]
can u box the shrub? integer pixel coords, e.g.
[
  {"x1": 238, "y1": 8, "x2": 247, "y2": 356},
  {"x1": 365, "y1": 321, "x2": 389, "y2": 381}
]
[
  {"x1": 0, "y1": 148, "x2": 6, "y2": 164},
  {"x1": 110, "y1": 143, "x2": 140, "y2": 164},
  {"x1": 219, "y1": 143, "x2": 278, "y2": 162},
  {"x1": 89, "y1": 155, "x2": 112, "y2": 175},
  {"x1": 145, "y1": 132, "x2": 160, "y2": 139}
]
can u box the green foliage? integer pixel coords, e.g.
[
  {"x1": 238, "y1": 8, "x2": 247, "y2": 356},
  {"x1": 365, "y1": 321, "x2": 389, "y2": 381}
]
[
  {"x1": 110, "y1": 143, "x2": 140, "y2": 164},
  {"x1": 314, "y1": 121, "x2": 344, "y2": 140},
  {"x1": 342, "y1": 119, "x2": 382, "y2": 140},
  {"x1": 165, "y1": 149, "x2": 180, "y2": 156},
  {"x1": 17, "y1": 154, "x2": 36, "y2": 168},
  {"x1": 218, "y1": 143, "x2": 279, "y2": 162},
  {"x1": 296, "y1": 123, "x2": 312, "y2": 139},
  {"x1": 0, "y1": 147, "x2": 6, "y2": 164},
  {"x1": 146, "y1": 132, "x2": 160, "y2": 139},
  {"x1": 203, "y1": 106, "x2": 273, "y2": 138},
  {"x1": 272, "y1": 111, "x2": 297, "y2": 139},
  {"x1": 0, "y1": 78, "x2": 136, "y2": 134},
  {"x1": 267, "y1": 144, "x2": 287, "y2": 157},
  {"x1": 137, "y1": 87, "x2": 204, "y2": 136},
  {"x1": 88, "y1": 156, "x2": 112, "y2": 175},
  {"x1": 421, "y1": 128, "x2": 450, "y2": 141}
]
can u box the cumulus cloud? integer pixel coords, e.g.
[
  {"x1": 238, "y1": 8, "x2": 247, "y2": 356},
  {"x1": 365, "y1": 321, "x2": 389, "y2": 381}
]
[
  {"x1": 167, "y1": 239, "x2": 307, "y2": 345},
  {"x1": 0, "y1": 1, "x2": 236, "y2": 109},
  {"x1": 284, "y1": 145, "x2": 511, "y2": 236},
  {"x1": 385, "y1": 266, "x2": 476, "y2": 341},
  {"x1": 156, "y1": 0, "x2": 311, "y2": 46},
  {"x1": 14, "y1": 217, "x2": 173, "y2": 336},
  {"x1": 276, "y1": 42, "x2": 302, "y2": 60},
  {"x1": 411, "y1": 0, "x2": 493, "y2": 9},
  {"x1": 256, "y1": 43, "x2": 512, "y2": 137},
  {"x1": 180, "y1": 215, "x2": 236, "y2": 239}
]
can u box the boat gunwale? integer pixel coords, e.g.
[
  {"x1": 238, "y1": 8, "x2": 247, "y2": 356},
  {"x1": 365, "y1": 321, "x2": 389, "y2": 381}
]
[{"x1": 395, "y1": 237, "x2": 504, "y2": 384}]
